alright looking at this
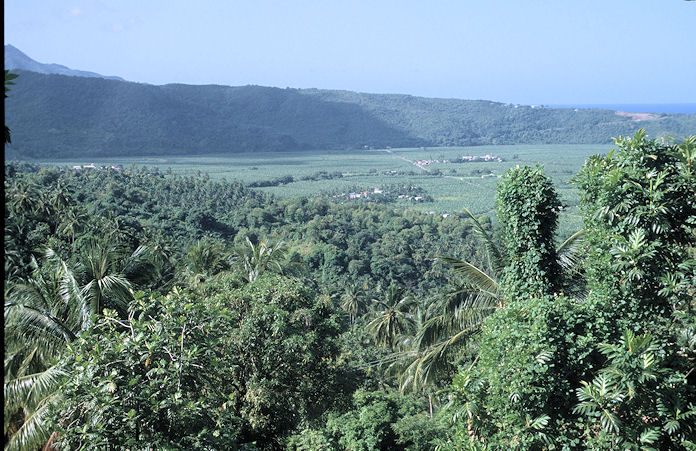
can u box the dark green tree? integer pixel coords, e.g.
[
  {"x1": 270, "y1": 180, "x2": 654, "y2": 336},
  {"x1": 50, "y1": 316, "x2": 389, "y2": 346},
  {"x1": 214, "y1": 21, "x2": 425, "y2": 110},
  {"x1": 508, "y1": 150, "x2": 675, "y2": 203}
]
[
  {"x1": 47, "y1": 289, "x2": 246, "y2": 450},
  {"x1": 442, "y1": 132, "x2": 696, "y2": 449},
  {"x1": 196, "y1": 274, "x2": 351, "y2": 448}
]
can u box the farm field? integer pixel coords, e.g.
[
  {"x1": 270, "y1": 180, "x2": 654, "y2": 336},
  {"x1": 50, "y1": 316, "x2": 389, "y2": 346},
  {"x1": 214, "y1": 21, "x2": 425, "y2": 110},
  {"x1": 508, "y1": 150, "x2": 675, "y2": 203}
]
[{"x1": 31, "y1": 143, "x2": 611, "y2": 237}]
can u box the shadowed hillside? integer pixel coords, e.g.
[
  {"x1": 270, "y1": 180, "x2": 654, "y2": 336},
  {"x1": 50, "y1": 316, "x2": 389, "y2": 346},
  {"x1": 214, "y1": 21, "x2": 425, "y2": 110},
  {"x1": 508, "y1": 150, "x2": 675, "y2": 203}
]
[{"x1": 5, "y1": 71, "x2": 695, "y2": 159}]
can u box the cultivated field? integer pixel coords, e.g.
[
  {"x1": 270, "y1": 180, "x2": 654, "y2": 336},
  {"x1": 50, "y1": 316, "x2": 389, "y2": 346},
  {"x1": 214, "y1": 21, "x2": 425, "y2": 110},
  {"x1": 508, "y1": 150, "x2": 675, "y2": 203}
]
[{"x1": 32, "y1": 144, "x2": 611, "y2": 238}]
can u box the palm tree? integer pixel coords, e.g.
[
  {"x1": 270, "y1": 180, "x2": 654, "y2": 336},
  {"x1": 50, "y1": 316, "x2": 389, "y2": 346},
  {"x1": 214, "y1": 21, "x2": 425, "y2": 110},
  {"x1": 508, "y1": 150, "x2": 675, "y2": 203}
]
[
  {"x1": 75, "y1": 239, "x2": 155, "y2": 318},
  {"x1": 389, "y1": 288, "x2": 495, "y2": 394},
  {"x1": 7, "y1": 181, "x2": 41, "y2": 216},
  {"x1": 230, "y1": 237, "x2": 300, "y2": 283},
  {"x1": 340, "y1": 284, "x2": 368, "y2": 324},
  {"x1": 180, "y1": 237, "x2": 230, "y2": 286},
  {"x1": 49, "y1": 181, "x2": 74, "y2": 212},
  {"x1": 4, "y1": 253, "x2": 89, "y2": 451},
  {"x1": 5, "y1": 241, "x2": 158, "y2": 450},
  {"x1": 386, "y1": 208, "x2": 586, "y2": 393},
  {"x1": 141, "y1": 236, "x2": 177, "y2": 291},
  {"x1": 365, "y1": 284, "x2": 417, "y2": 352},
  {"x1": 58, "y1": 207, "x2": 88, "y2": 246}
]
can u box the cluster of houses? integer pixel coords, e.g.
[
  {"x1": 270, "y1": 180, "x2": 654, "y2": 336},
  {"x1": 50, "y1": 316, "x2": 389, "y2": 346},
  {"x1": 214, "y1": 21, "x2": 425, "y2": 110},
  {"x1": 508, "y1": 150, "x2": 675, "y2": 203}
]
[
  {"x1": 336, "y1": 187, "x2": 427, "y2": 202},
  {"x1": 457, "y1": 154, "x2": 504, "y2": 163},
  {"x1": 415, "y1": 159, "x2": 448, "y2": 166},
  {"x1": 397, "y1": 194, "x2": 426, "y2": 202},
  {"x1": 71, "y1": 163, "x2": 121, "y2": 171},
  {"x1": 348, "y1": 188, "x2": 382, "y2": 199}
]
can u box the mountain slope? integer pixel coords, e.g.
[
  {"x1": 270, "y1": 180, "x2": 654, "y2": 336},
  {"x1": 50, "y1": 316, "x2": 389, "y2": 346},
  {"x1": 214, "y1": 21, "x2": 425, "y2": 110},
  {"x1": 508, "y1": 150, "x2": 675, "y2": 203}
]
[
  {"x1": 4, "y1": 45, "x2": 124, "y2": 81},
  {"x1": 5, "y1": 71, "x2": 695, "y2": 159}
]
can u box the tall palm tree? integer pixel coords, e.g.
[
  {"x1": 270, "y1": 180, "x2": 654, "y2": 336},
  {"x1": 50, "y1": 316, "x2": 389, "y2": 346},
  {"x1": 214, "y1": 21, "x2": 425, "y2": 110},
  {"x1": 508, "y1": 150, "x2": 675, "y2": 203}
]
[
  {"x1": 5, "y1": 241, "x2": 158, "y2": 450},
  {"x1": 365, "y1": 284, "x2": 417, "y2": 352},
  {"x1": 230, "y1": 237, "x2": 300, "y2": 283},
  {"x1": 340, "y1": 284, "x2": 368, "y2": 324},
  {"x1": 49, "y1": 181, "x2": 74, "y2": 212},
  {"x1": 7, "y1": 181, "x2": 41, "y2": 216},
  {"x1": 58, "y1": 207, "x2": 88, "y2": 246},
  {"x1": 4, "y1": 253, "x2": 88, "y2": 451},
  {"x1": 180, "y1": 237, "x2": 230, "y2": 286},
  {"x1": 75, "y1": 239, "x2": 155, "y2": 318},
  {"x1": 388, "y1": 288, "x2": 495, "y2": 394}
]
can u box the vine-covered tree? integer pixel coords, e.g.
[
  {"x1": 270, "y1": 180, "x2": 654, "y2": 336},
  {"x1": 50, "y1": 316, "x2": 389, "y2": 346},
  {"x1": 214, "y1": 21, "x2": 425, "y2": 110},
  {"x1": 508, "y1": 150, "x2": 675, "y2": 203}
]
[{"x1": 441, "y1": 131, "x2": 696, "y2": 449}]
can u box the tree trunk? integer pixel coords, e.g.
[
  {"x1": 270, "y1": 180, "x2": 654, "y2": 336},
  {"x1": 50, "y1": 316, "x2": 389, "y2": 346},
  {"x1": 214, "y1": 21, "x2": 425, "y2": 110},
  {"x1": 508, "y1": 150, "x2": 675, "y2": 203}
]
[{"x1": 428, "y1": 393, "x2": 433, "y2": 419}]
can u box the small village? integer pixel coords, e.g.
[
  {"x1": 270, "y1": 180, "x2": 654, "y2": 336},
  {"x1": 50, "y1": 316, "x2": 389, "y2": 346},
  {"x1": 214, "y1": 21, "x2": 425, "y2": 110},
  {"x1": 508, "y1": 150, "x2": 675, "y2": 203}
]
[
  {"x1": 71, "y1": 163, "x2": 121, "y2": 171},
  {"x1": 453, "y1": 153, "x2": 504, "y2": 163},
  {"x1": 414, "y1": 154, "x2": 504, "y2": 166},
  {"x1": 333, "y1": 185, "x2": 433, "y2": 204}
]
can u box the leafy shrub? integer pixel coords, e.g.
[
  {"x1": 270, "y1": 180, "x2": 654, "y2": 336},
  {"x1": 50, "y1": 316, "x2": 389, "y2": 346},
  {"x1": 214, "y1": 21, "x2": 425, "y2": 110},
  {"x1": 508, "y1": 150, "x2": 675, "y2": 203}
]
[{"x1": 48, "y1": 289, "x2": 247, "y2": 450}]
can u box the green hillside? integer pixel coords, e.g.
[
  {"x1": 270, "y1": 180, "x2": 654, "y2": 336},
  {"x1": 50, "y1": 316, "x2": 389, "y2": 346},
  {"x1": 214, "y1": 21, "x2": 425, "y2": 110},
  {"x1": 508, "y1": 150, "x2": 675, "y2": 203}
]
[{"x1": 5, "y1": 71, "x2": 696, "y2": 159}]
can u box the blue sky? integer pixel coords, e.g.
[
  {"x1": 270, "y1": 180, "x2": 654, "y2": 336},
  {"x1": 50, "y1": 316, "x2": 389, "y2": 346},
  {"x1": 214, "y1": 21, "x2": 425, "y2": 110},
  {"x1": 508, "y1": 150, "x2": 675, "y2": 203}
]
[{"x1": 4, "y1": 0, "x2": 695, "y2": 104}]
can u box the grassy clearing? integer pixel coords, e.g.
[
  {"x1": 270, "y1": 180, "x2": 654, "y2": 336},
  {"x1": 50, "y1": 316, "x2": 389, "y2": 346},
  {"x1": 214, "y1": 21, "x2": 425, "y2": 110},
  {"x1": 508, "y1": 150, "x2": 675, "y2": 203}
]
[{"x1": 30, "y1": 144, "x2": 609, "y2": 236}]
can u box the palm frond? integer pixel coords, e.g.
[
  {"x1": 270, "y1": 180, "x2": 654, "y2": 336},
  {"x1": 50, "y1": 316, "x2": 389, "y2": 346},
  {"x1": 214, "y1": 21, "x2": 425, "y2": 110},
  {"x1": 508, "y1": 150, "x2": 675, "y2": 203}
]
[
  {"x1": 121, "y1": 245, "x2": 157, "y2": 283},
  {"x1": 4, "y1": 365, "x2": 68, "y2": 415},
  {"x1": 556, "y1": 229, "x2": 586, "y2": 272},
  {"x1": 58, "y1": 261, "x2": 91, "y2": 331},
  {"x1": 440, "y1": 256, "x2": 499, "y2": 298},
  {"x1": 4, "y1": 303, "x2": 77, "y2": 344},
  {"x1": 462, "y1": 207, "x2": 506, "y2": 272},
  {"x1": 4, "y1": 391, "x2": 60, "y2": 451}
]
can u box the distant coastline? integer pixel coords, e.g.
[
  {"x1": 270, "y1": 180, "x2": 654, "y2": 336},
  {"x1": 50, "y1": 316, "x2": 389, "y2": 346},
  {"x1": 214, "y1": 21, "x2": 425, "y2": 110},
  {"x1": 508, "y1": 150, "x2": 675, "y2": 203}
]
[{"x1": 549, "y1": 103, "x2": 696, "y2": 114}]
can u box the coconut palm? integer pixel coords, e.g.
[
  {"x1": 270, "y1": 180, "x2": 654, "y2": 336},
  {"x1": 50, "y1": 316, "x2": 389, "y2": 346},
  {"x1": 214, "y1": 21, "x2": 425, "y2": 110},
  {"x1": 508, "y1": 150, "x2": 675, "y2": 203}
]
[
  {"x1": 388, "y1": 289, "x2": 495, "y2": 394},
  {"x1": 58, "y1": 207, "x2": 88, "y2": 246},
  {"x1": 75, "y1": 238, "x2": 155, "y2": 318},
  {"x1": 48, "y1": 181, "x2": 74, "y2": 212},
  {"x1": 7, "y1": 181, "x2": 41, "y2": 216},
  {"x1": 180, "y1": 237, "x2": 230, "y2": 286},
  {"x1": 365, "y1": 284, "x2": 417, "y2": 352},
  {"x1": 5, "y1": 241, "x2": 157, "y2": 450},
  {"x1": 340, "y1": 284, "x2": 368, "y2": 324},
  {"x1": 230, "y1": 237, "x2": 300, "y2": 283},
  {"x1": 387, "y1": 208, "x2": 586, "y2": 393},
  {"x1": 4, "y1": 253, "x2": 88, "y2": 451}
]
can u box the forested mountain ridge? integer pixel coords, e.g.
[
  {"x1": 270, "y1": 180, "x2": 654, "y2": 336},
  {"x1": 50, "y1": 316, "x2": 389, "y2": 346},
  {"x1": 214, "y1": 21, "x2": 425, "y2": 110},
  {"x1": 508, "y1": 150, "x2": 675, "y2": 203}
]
[{"x1": 5, "y1": 70, "x2": 696, "y2": 159}]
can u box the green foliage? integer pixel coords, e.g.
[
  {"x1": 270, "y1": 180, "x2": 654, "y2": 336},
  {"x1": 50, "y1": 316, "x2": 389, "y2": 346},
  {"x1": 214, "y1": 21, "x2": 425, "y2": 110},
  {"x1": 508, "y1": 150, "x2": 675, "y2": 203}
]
[
  {"x1": 444, "y1": 131, "x2": 696, "y2": 449},
  {"x1": 322, "y1": 389, "x2": 443, "y2": 451},
  {"x1": 575, "y1": 131, "x2": 696, "y2": 334},
  {"x1": 285, "y1": 427, "x2": 333, "y2": 450},
  {"x1": 574, "y1": 331, "x2": 696, "y2": 449},
  {"x1": 445, "y1": 295, "x2": 592, "y2": 449},
  {"x1": 3, "y1": 163, "x2": 476, "y2": 296},
  {"x1": 48, "y1": 275, "x2": 349, "y2": 449},
  {"x1": 180, "y1": 237, "x2": 231, "y2": 286},
  {"x1": 48, "y1": 289, "x2": 246, "y2": 450},
  {"x1": 230, "y1": 237, "x2": 303, "y2": 283},
  {"x1": 4, "y1": 252, "x2": 95, "y2": 451},
  {"x1": 366, "y1": 284, "x2": 417, "y2": 352},
  {"x1": 496, "y1": 164, "x2": 562, "y2": 301},
  {"x1": 7, "y1": 127, "x2": 694, "y2": 449},
  {"x1": 197, "y1": 274, "x2": 352, "y2": 447}
]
